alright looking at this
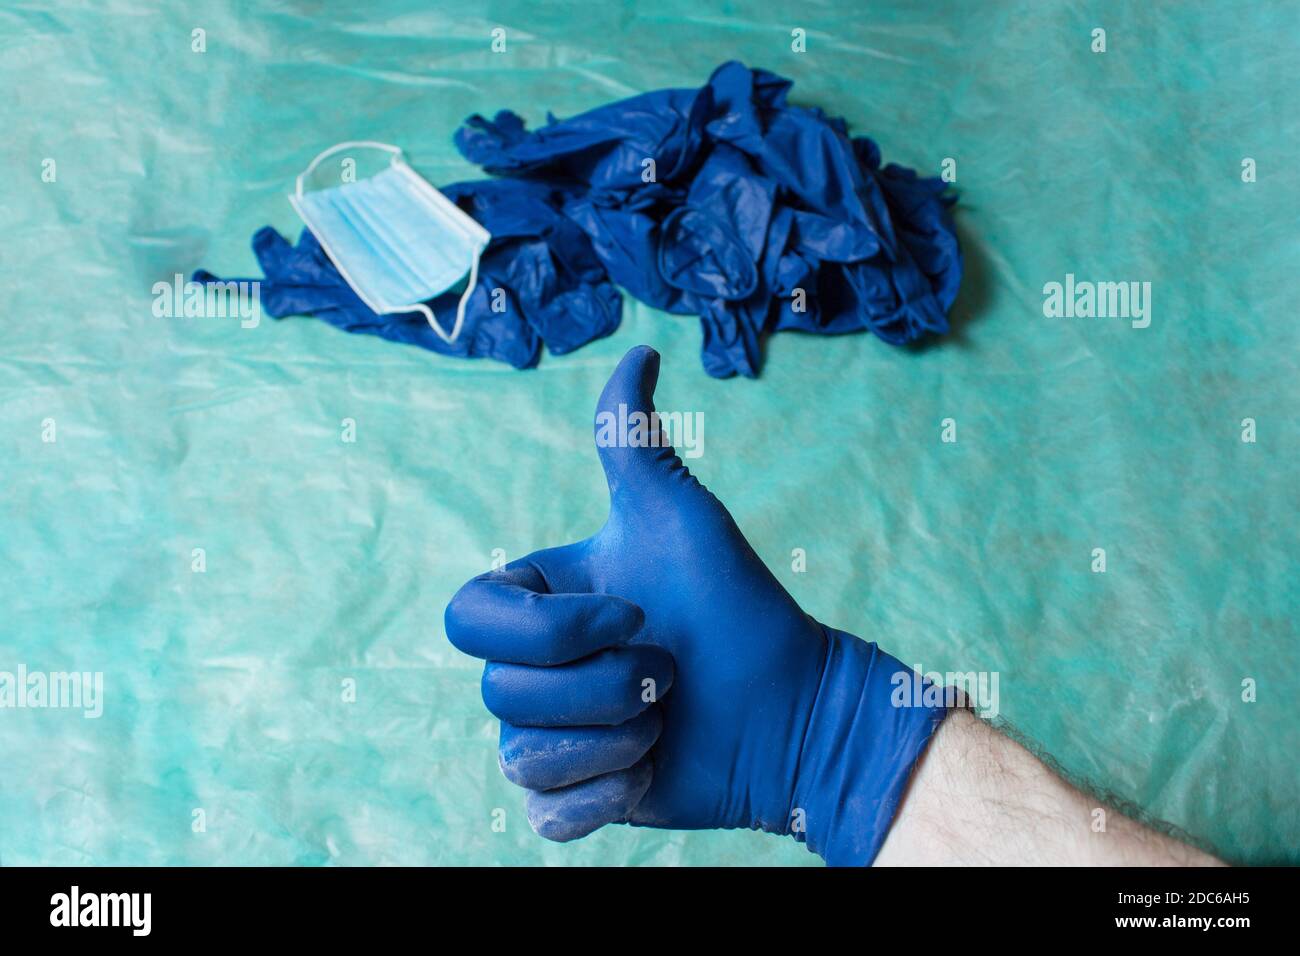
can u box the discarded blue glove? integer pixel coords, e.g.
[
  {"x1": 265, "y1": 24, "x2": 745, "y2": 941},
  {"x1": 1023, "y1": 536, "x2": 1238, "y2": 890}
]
[
  {"x1": 198, "y1": 62, "x2": 960, "y2": 379},
  {"x1": 457, "y1": 61, "x2": 962, "y2": 377},
  {"x1": 444, "y1": 345, "x2": 949, "y2": 864}
]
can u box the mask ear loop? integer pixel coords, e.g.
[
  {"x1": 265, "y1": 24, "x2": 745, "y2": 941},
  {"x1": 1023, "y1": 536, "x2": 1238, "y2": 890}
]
[
  {"x1": 295, "y1": 141, "x2": 402, "y2": 198},
  {"x1": 405, "y1": 264, "x2": 473, "y2": 344}
]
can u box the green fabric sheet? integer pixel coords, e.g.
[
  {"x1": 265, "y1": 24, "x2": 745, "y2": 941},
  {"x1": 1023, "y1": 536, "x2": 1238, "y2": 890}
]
[{"x1": 1, "y1": 0, "x2": 1296, "y2": 865}]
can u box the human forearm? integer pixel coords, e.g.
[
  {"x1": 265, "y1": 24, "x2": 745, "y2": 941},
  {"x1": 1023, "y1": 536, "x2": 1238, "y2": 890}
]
[{"x1": 875, "y1": 707, "x2": 1223, "y2": 866}]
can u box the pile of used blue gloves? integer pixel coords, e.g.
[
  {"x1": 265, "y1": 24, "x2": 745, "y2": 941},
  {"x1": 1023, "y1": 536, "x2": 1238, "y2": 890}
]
[{"x1": 198, "y1": 62, "x2": 961, "y2": 378}]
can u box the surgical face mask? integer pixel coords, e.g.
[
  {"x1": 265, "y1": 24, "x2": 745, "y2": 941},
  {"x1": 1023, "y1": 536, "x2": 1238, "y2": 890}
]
[{"x1": 289, "y1": 141, "x2": 490, "y2": 344}]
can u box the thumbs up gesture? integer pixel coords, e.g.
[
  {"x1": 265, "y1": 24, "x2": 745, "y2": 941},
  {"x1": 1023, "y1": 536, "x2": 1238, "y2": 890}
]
[{"x1": 445, "y1": 346, "x2": 947, "y2": 865}]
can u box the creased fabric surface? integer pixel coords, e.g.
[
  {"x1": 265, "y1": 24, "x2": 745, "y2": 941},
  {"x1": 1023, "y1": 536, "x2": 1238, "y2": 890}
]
[{"x1": 1, "y1": 0, "x2": 1296, "y2": 865}]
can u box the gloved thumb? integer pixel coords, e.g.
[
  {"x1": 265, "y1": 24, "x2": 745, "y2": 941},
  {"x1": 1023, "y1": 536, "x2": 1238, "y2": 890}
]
[{"x1": 594, "y1": 345, "x2": 678, "y2": 501}]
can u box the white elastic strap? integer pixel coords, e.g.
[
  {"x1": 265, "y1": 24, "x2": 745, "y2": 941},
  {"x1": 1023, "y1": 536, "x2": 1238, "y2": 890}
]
[
  {"x1": 296, "y1": 141, "x2": 402, "y2": 198},
  {"x1": 404, "y1": 251, "x2": 480, "y2": 345}
]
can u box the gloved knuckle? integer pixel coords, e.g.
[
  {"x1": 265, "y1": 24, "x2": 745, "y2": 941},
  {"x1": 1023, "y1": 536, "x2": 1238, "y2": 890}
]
[
  {"x1": 525, "y1": 795, "x2": 592, "y2": 843},
  {"x1": 498, "y1": 747, "x2": 537, "y2": 788},
  {"x1": 442, "y1": 589, "x2": 472, "y2": 652}
]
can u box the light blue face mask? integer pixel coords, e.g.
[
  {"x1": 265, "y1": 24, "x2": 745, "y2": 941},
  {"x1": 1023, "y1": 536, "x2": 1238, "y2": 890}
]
[{"x1": 289, "y1": 141, "x2": 491, "y2": 344}]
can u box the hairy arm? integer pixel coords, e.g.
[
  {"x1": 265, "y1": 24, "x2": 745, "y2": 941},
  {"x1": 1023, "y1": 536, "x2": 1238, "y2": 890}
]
[{"x1": 874, "y1": 708, "x2": 1224, "y2": 866}]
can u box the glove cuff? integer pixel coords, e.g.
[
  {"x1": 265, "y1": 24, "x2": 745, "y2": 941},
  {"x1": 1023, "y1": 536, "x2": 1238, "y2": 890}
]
[{"x1": 791, "y1": 626, "x2": 949, "y2": 866}]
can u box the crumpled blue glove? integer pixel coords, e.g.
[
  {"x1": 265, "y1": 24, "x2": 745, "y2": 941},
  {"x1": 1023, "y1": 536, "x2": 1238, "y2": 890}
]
[{"x1": 445, "y1": 345, "x2": 948, "y2": 864}]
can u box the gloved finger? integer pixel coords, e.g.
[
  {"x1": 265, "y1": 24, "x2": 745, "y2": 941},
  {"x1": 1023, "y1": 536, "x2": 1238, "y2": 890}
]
[
  {"x1": 482, "y1": 644, "x2": 674, "y2": 726},
  {"x1": 525, "y1": 756, "x2": 654, "y2": 843},
  {"x1": 595, "y1": 345, "x2": 680, "y2": 498},
  {"x1": 499, "y1": 707, "x2": 662, "y2": 791},
  {"x1": 445, "y1": 562, "x2": 644, "y2": 665}
]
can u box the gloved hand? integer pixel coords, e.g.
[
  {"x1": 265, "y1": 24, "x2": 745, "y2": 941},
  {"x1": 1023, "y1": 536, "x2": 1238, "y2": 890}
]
[{"x1": 445, "y1": 345, "x2": 947, "y2": 864}]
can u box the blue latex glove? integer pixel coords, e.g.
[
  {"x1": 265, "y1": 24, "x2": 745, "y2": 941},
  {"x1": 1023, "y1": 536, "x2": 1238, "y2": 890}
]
[
  {"x1": 193, "y1": 177, "x2": 623, "y2": 371},
  {"x1": 457, "y1": 61, "x2": 961, "y2": 378},
  {"x1": 445, "y1": 346, "x2": 948, "y2": 864}
]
